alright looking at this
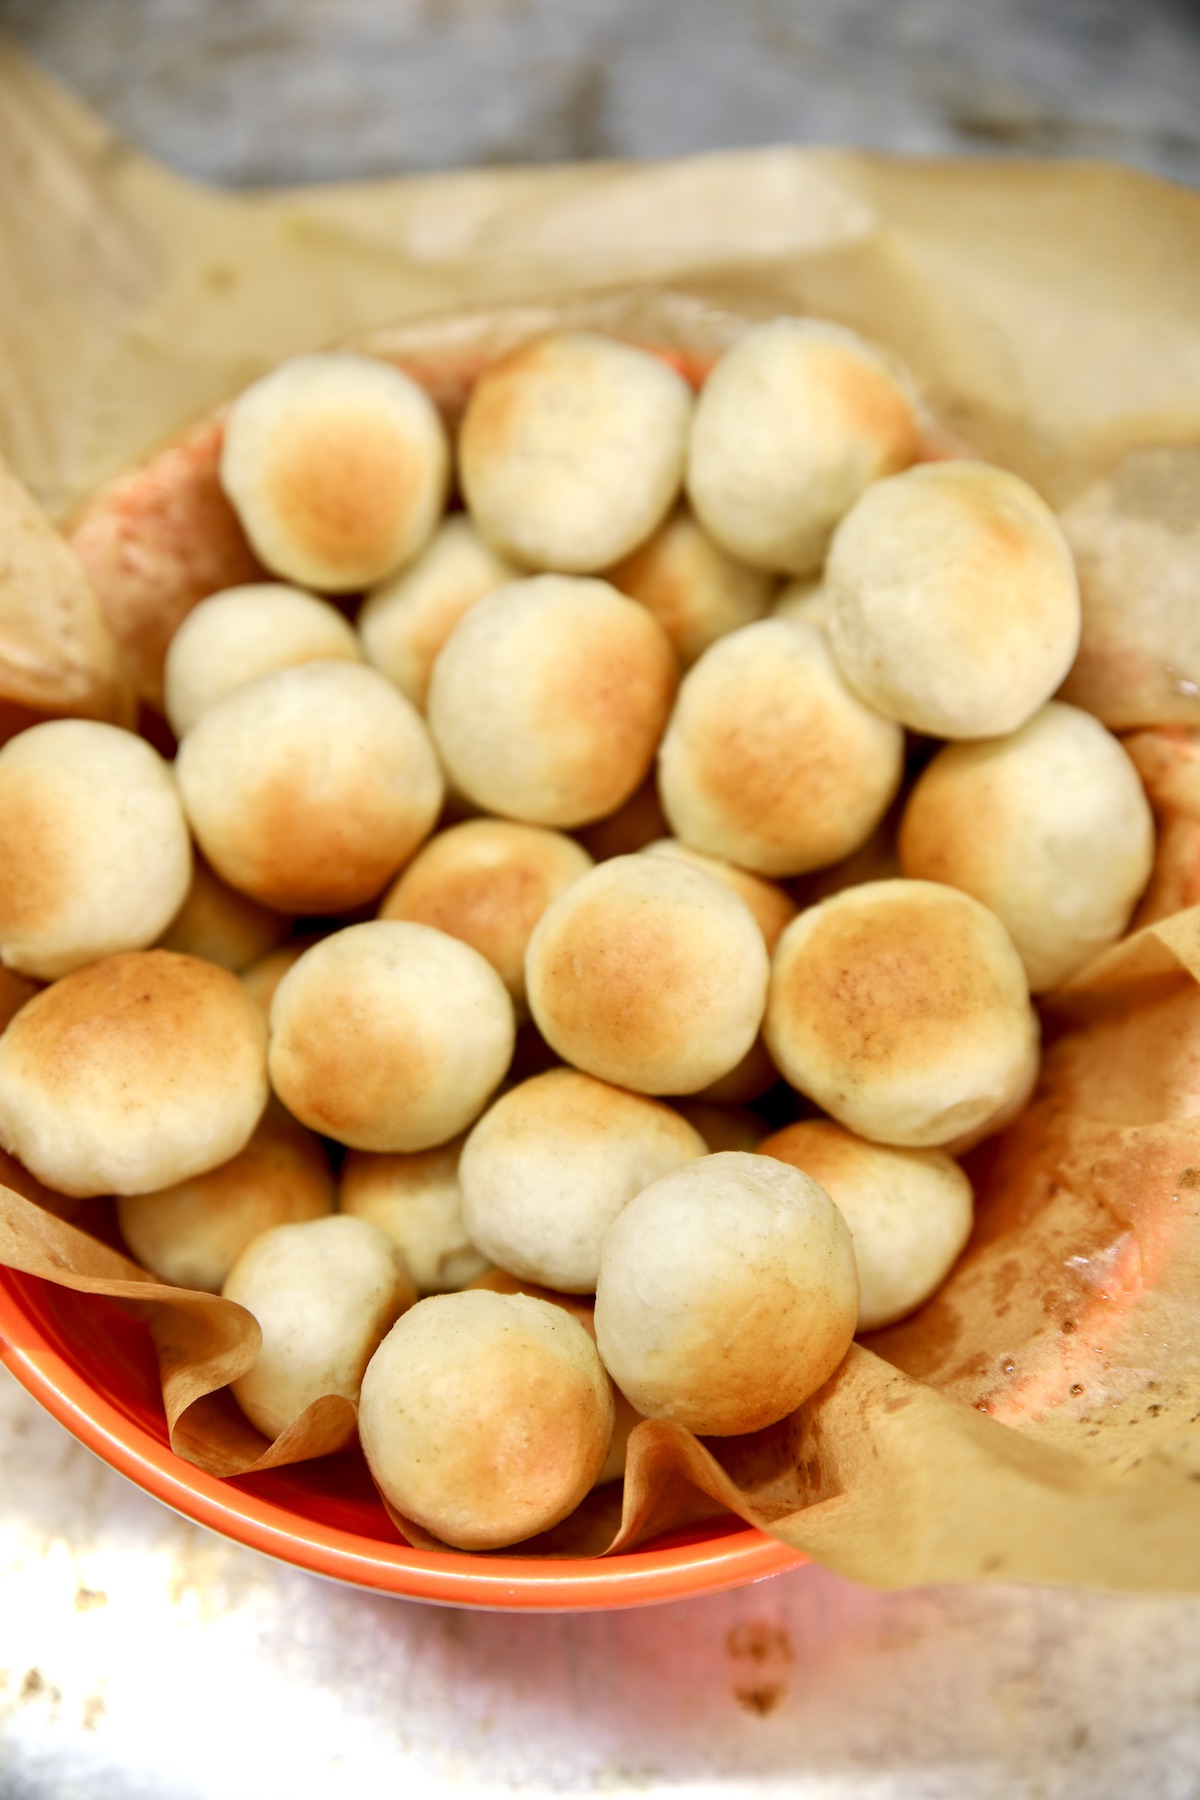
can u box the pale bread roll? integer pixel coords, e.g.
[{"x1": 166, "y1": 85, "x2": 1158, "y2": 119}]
[
  {"x1": 268, "y1": 921, "x2": 515, "y2": 1153},
  {"x1": 686, "y1": 319, "x2": 918, "y2": 573},
  {"x1": 605, "y1": 506, "x2": 774, "y2": 666},
  {"x1": 240, "y1": 941, "x2": 311, "y2": 1017},
  {"x1": 358, "y1": 1290, "x2": 614, "y2": 1549},
  {"x1": 0, "y1": 950, "x2": 269, "y2": 1196},
  {"x1": 163, "y1": 583, "x2": 361, "y2": 736},
  {"x1": 641, "y1": 838, "x2": 797, "y2": 952},
  {"x1": 339, "y1": 1138, "x2": 490, "y2": 1295},
  {"x1": 594, "y1": 1152, "x2": 858, "y2": 1434},
  {"x1": 827, "y1": 461, "x2": 1081, "y2": 738},
  {"x1": 379, "y1": 819, "x2": 593, "y2": 1010},
  {"x1": 0, "y1": 720, "x2": 192, "y2": 981},
  {"x1": 158, "y1": 855, "x2": 289, "y2": 973},
  {"x1": 219, "y1": 354, "x2": 449, "y2": 591},
  {"x1": 176, "y1": 661, "x2": 443, "y2": 913},
  {"x1": 460, "y1": 1069, "x2": 706, "y2": 1293},
  {"x1": 358, "y1": 516, "x2": 517, "y2": 710},
  {"x1": 766, "y1": 880, "x2": 1039, "y2": 1149},
  {"x1": 525, "y1": 854, "x2": 769, "y2": 1096},
  {"x1": 224, "y1": 1214, "x2": 415, "y2": 1445},
  {"x1": 772, "y1": 576, "x2": 830, "y2": 629},
  {"x1": 759, "y1": 1119, "x2": 974, "y2": 1330},
  {"x1": 459, "y1": 332, "x2": 692, "y2": 572},
  {"x1": 117, "y1": 1103, "x2": 334, "y2": 1293},
  {"x1": 427, "y1": 575, "x2": 676, "y2": 828},
  {"x1": 657, "y1": 618, "x2": 904, "y2": 877},
  {"x1": 899, "y1": 702, "x2": 1155, "y2": 991}
]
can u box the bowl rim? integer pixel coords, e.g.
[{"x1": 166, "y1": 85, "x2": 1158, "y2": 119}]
[{"x1": 0, "y1": 1268, "x2": 807, "y2": 1611}]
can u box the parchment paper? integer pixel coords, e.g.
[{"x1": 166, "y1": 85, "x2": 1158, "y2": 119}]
[{"x1": 5, "y1": 40, "x2": 1200, "y2": 1588}]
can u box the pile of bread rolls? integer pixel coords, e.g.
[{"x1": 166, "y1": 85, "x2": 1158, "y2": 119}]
[{"x1": 0, "y1": 319, "x2": 1158, "y2": 1551}]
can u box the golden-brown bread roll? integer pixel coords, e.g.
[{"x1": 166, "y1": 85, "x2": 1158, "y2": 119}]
[
  {"x1": 268, "y1": 921, "x2": 515, "y2": 1152},
  {"x1": 0, "y1": 950, "x2": 269, "y2": 1196},
  {"x1": 526, "y1": 854, "x2": 769, "y2": 1096},
  {"x1": 574, "y1": 775, "x2": 669, "y2": 862},
  {"x1": 358, "y1": 1289, "x2": 615, "y2": 1549},
  {"x1": 686, "y1": 319, "x2": 918, "y2": 573},
  {"x1": 358, "y1": 515, "x2": 518, "y2": 710},
  {"x1": 219, "y1": 354, "x2": 450, "y2": 591},
  {"x1": 158, "y1": 855, "x2": 289, "y2": 973},
  {"x1": 459, "y1": 332, "x2": 692, "y2": 572},
  {"x1": 427, "y1": 575, "x2": 676, "y2": 828},
  {"x1": 640, "y1": 838, "x2": 797, "y2": 952},
  {"x1": 899, "y1": 702, "x2": 1155, "y2": 991},
  {"x1": 759, "y1": 1119, "x2": 974, "y2": 1330},
  {"x1": 339, "y1": 1137, "x2": 490, "y2": 1296},
  {"x1": 175, "y1": 661, "x2": 444, "y2": 913},
  {"x1": 594, "y1": 1151, "x2": 859, "y2": 1434},
  {"x1": 657, "y1": 618, "x2": 904, "y2": 877},
  {"x1": 163, "y1": 582, "x2": 361, "y2": 736},
  {"x1": 765, "y1": 880, "x2": 1039, "y2": 1149},
  {"x1": 239, "y1": 940, "x2": 313, "y2": 1017},
  {"x1": 459, "y1": 1069, "x2": 706, "y2": 1293},
  {"x1": 0, "y1": 720, "x2": 192, "y2": 980},
  {"x1": 379, "y1": 819, "x2": 593, "y2": 1011},
  {"x1": 116, "y1": 1103, "x2": 334, "y2": 1293},
  {"x1": 605, "y1": 506, "x2": 774, "y2": 666},
  {"x1": 827, "y1": 461, "x2": 1081, "y2": 738}
]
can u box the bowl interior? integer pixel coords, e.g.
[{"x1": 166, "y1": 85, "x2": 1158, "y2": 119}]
[{"x1": 0, "y1": 1268, "x2": 805, "y2": 1610}]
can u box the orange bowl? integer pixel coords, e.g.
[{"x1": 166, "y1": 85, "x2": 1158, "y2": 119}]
[{"x1": 0, "y1": 1267, "x2": 806, "y2": 1609}]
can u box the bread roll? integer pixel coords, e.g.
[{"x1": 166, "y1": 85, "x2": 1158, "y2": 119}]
[
  {"x1": 675, "y1": 1103, "x2": 764, "y2": 1154},
  {"x1": 759, "y1": 1119, "x2": 974, "y2": 1330},
  {"x1": 358, "y1": 515, "x2": 517, "y2": 709},
  {"x1": 657, "y1": 619, "x2": 904, "y2": 877},
  {"x1": 158, "y1": 855, "x2": 289, "y2": 972},
  {"x1": 899, "y1": 702, "x2": 1155, "y2": 990},
  {"x1": 240, "y1": 941, "x2": 311, "y2": 1017},
  {"x1": 268, "y1": 921, "x2": 515, "y2": 1152},
  {"x1": 0, "y1": 720, "x2": 192, "y2": 981},
  {"x1": 163, "y1": 583, "x2": 361, "y2": 736},
  {"x1": 641, "y1": 839, "x2": 797, "y2": 952},
  {"x1": 0, "y1": 950, "x2": 269, "y2": 1195},
  {"x1": 427, "y1": 575, "x2": 676, "y2": 828},
  {"x1": 358, "y1": 1290, "x2": 614, "y2": 1549},
  {"x1": 605, "y1": 506, "x2": 774, "y2": 665},
  {"x1": 827, "y1": 461, "x2": 1081, "y2": 738},
  {"x1": 526, "y1": 854, "x2": 769, "y2": 1095},
  {"x1": 765, "y1": 880, "x2": 1039, "y2": 1148},
  {"x1": 686, "y1": 319, "x2": 918, "y2": 573},
  {"x1": 460, "y1": 1069, "x2": 706, "y2": 1293},
  {"x1": 219, "y1": 354, "x2": 449, "y2": 591},
  {"x1": 176, "y1": 661, "x2": 443, "y2": 912},
  {"x1": 575, "y1": 776, "x2": 669, "y2": 862},
  {"x1": 117, "y1": 1103, "x2": 334, "y2": 1293},
  {"x1": 772, "y1": 576, "x2": 830, "y2": 630},
  {"x1": 594, "y1": 1152, "x2": 858, "y2": 1434},
  {"x1": 224, "y1": 1214, "x2": 415, "y2": 1444},
  {"x1": 379, "y1": 819, "x2": 593, "y2": 1010},
  {"x1": 459, "y1": 332, "x2": 691, "y2": 571},
  {"x1": 339, "y1": 1138, "x2": 490, "y2": 1295}
]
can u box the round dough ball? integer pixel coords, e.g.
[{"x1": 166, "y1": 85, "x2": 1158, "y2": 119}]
[
  {"x1": 526, "y1": 854, "x2": 769, "y2": 1095},
  {"x1": 0, "y1": 950, "x2": 269, "y2": 1195},
  {"x1": 163, "y1": 583, "x2": 361, "y2": 736},
  {"x1": 176, "y1": 661, "x2": 444, "y2": 913},
  {"x1": 460, "y1": 1069, "x2": 707, "y2": 1293},
  {"x1": 359, "y1": 1289, "x2": 615, "y2": 1549},
  {"x1": 657, "y1": 618, "x2": 904, "y2": 877},
  {"x1": 826, "y1": 461, "x2": 1082, "y2": 738},
  {"x1": 339, "y1": 1138, "x2": 490, "y2": 1295},
  {"x1": 641, "y1": 839, "x2": 797, "y2": 952},
  {"x1": 358, "y1": 515, "x2": 518, "y2": 710},
  {"x1": 219, "y1": 353, "x2": 450, "y2": 591},
  {"x1": 765, "y1": 880, "x2": 1039, "y2": 1149},
  {"x1": 116, "y1": 1103, "x2": 334, "y2": 1292},
  {"x1": 759, "y1": 1119, "x2": 974, "y2": 1330},
  {"x1": 0, "y1": 720, "x2": 192, "y2": 981},
  {"x1": 459, "y1": 332, "x2": 692, "y2": 572},
  {"x1": 268, "y1": 921, "x2": 515, "y2": 1152},
  {"x1": 686, "y1": 318, "x2": 918, "y2": 573},
  {"x1": 224, "y1": 1214, "x2": 415, "y2": 1444},
  {"x1": 240, "y1": 940, "x2": 311, "y2": 1016},
  {"x1": 899, "y1": 702, "x2": 1155, "y2": 991},
  {"x1": 773, "y1": 576, "x2": 830, "y2": 630},
  {"x1": 605, "y1": 506, "x2": 774, "y2": 666},
  {"x1": 427, "y1": 575, "x2": 676, "y2": 828},
  {"x1": 379, "y1": 819, "x2": 593, "y2": 1009},
  {"x1": 594, "y1": 1151, "x2": 858, "y2": 1434},
  {"x1": 158, "y1": 855, "x2": 289, "y2": 972}
]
